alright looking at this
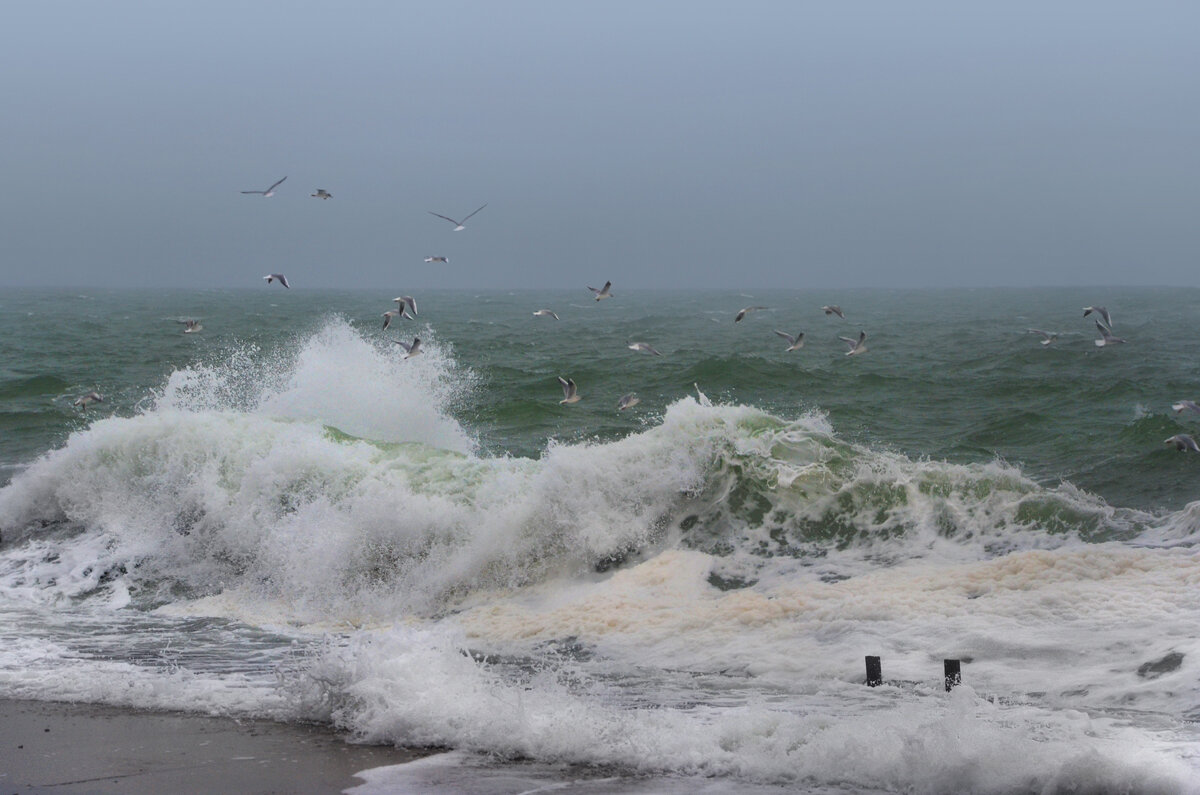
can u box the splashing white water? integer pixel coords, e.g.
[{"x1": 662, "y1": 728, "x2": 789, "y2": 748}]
[{"x1": 155, "y1": 318, "x2": 475, "y2": 452}]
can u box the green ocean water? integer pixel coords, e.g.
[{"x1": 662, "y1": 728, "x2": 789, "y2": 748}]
[{"x1": 3, "y1": 286, "x2": 1199, "y2": 513}]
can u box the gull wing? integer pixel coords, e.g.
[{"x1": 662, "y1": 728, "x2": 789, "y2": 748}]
[
  {"x1": 1084, "y1": 306, "x2": 1112, "y2": 328},
  {"x1": 461, "y1": 203, "x2": 488, "y2": 223}
]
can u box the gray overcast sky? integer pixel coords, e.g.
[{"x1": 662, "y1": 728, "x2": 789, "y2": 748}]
[{"x1": 1, "y1": 1, "x2": 1197, "y2": 290}]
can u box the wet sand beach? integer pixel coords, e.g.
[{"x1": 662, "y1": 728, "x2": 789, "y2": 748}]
[{"x1": 0, "y1": 698, "x2": 429, "y2": 794}]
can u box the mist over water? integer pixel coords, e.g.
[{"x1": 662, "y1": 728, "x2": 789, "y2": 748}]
[{"x1": 2, "y1": 288, "x2": 1199, "y2": 792}]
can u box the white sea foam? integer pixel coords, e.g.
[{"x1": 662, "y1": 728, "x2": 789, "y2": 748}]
[
  {"x1": 0, "y1": 627, "x2": 289, "y2": 717},
  {"x1": 304, "y1": 623, "x2": 1195, "y2": 793}
]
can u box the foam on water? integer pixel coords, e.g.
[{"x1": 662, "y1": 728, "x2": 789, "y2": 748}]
[
  {"x1": 301, "y1": 622, "x2": 1194, "y2": 793},
  {"x1": 2, "y1": 317, "x2": 1200, "y2": 791}
]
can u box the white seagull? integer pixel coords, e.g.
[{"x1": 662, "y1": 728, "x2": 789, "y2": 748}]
[
  {"x1": 627, "y1": 342, "x2": 662, "y2": 356},
  {"x1": 310, "y1": 189, "x2": 332, "y2": 199},
  {"x1": 1165, "y1": 434, "x2": 1200, "y2": 453},
  {"x1": 532, "y1": 309, "x2": 559, "y2": 320},
  {"x1": 839, "y1": 331, "x2": 868, "y2": 356},
  {"x1": 735, "y1": 306, "x2": 768, "y2": 323},
  {"x1": 557, "y1": 376, "x2": 581, "y2": 404},
  {"x1": 393, "y1": 295, "x2": 418, "y2": 316},
  {"x1": 241, "y1": 176, "x2": 287, "y2": 197},
  {"x1": 1094, "y1": 321, "x2": 1126, "y2": 347},
  {"x1": 774, "y1": 330, "x2": 805, "y2": 351},
  {"x1": 588, "y1": 281, "x2": 612, "y2": 301},
  {"x1": 394, "y1": 337, "x2": 421, "y2": 359},
  {"x1": 381, "y1": 309, "x2": 409, "y2": 330},
  {"x1": 821, "y1": 305, "x2": 845, "y2": 319},
  {"x1": 1172, "y1": 400, "x2": 1200, "y2": 415},
  {"x1": 178, "y1": 319, "x2": 203, "y2": 334},
  {"x1": 1027, "y1": 329, "x2": 1058, "y2": 346},
  {"x1": 264, "y1": 274, "x2": 290, "y2": 288},
  {"x1": 424, "y1": 256, "x2": 449, "y2": 263},
  {"x1": 73, "y1": 392, "x2": 103, "y2": 410},
  {"x1": 1083, "y1": 306, "x2": 1112, "y2": 329},
  {"x1": 428, "y1": 204, "x2": 487, "y2": 231},
  {"x1": 617, "y1": 393, "x2": 640, "y2": 411}
]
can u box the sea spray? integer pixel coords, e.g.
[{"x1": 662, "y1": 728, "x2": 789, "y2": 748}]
[{"x1": 155, "y1": 318, "x2": 477, "y2": 452}]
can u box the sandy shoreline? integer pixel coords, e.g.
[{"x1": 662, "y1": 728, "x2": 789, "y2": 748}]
[{"x1": 0, "y1": 698, "x2": 431, "y2": 794}]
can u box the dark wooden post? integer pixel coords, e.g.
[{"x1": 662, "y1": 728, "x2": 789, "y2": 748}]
[
  {"x1": 865, "y1": 655, "x2": 882, "y2": 687},
  {"x1": 944, "y1": 659, "x2": 961, "y2": 691}
]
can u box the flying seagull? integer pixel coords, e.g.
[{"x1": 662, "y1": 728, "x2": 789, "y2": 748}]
[
  {"x1": 264, "y1": 274, "x2": 290, "y2": 288},
  {"x1": 1083, "y1": 306, "x2": 1112, "y2": 329},
  {"x1": 74, "y1": 392, "x2": 103, "y2": 410},
  {"x1": 1165, "y1": 434, "x2": 1200, "y2": 453},
  {"x1": 393, "y1": 295, "x2": 418, "y2": 316},
  {"x1": 532, "y1": 309, "x2": 559, "y2": 320},
  {"x1": 1027, "y1": 329, "x2": 1058, "y2": 346},
  {"x1": 1094, "y1": 321, "x2": 1127, "y2": 347},
  {"x1": 1172, "y1": 400, "x2": 1200, "y2": 415},
  {"x1": 382, "y1": 309, "x2": 409, "y2": 330},
  {"x1": 774, "y1": 330, "x2": 805, "y2": 351},
  {"x1": 310, "y1": 189, "x2": 332, "y2": 199},
  {"x1": 178, "y1": 319, "x2": 203, "y2": 334},
  {"x1": 839, "y1": 331, "x2": 868, "y2": 356},
  {"x1": 821, "y1": 305, "x2": 845, "y2": 319},
  {"x1": 557, "y1": 376, "x2": 581, "y2": 404},
  {"x1": 617, "y1": 393, "x2": 640, "y2": 411},
  {"x1": 424, "y1": 256, "x2": 449, "y2": 263},
  {"x1": 735, "y1": 306, "x2": 768, "y2": 323},
  {"x1": 588, "y1": 281, "x2": 612, "y2": 301},
  {"x1": 428, "y1": 204, "x2": 487, "y2": 231},
  {"x1": 241, "y1": 176, "x2": 287, "y2": 197},
  {"x1": 394, "y1": 337, "x2": 421, "y2": 359},
  {"x1": 627, "y1": 342, "x2": 662, "y2": 356}
]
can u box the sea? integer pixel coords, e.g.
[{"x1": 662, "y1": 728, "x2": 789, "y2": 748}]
[{"x1": 1, "y1": 286, "x2": 1199, "y2": 793}]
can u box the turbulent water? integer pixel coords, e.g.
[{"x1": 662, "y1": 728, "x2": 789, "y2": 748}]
[{"x1": 2, "y1": 287, "x2": 1200, "y2": 793}]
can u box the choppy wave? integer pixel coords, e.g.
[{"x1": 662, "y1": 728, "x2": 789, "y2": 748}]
[{"x1": 1, "y1": 319, "x2": 1194, "y2": 618}]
